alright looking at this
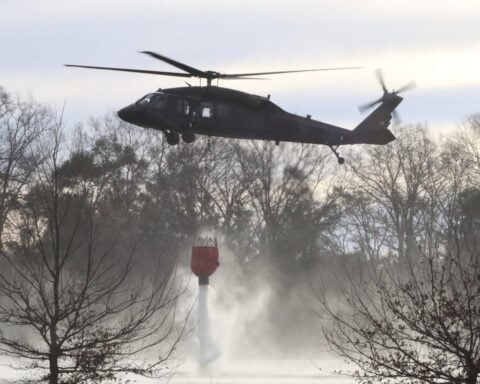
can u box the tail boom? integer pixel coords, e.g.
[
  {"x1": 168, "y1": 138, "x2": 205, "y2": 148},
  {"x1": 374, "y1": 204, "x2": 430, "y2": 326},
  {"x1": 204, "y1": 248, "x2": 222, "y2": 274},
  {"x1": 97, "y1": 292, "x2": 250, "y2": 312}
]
[{"x1": 348, "y1": 93, "x2": 402, "y2": 145}]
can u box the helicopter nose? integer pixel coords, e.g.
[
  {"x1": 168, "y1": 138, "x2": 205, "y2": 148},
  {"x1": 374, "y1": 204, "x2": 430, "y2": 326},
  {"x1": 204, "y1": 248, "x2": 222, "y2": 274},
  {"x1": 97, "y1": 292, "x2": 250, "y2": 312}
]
[{"x1": 117, "y1": 106, "x2": 133, "y2": 122}]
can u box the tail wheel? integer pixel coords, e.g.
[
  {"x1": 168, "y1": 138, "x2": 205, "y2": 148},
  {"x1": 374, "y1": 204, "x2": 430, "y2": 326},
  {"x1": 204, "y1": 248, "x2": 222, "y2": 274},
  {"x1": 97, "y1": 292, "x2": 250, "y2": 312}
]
[
  {"x1": 329, "y1": 145, "x2": 345, "y2": 165},
  {"x1": 166, "y1": 131, "x2": 179, "y2": 146}
]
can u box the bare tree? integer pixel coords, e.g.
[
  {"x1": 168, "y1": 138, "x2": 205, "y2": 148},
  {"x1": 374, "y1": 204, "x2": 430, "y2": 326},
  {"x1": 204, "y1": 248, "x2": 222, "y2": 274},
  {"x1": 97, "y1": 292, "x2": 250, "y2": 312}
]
[
  {"x1": 319, "y1": 226, "x2": 480, "y2": 384},
  {"x1": 319, "y1": 124, "x2": 480, "y2": 384},
  {"x1": 0, "y1": 87, "x2": 52, "y2": 247},
  {"x1": 337, "y1": 124, "x2": 437, "y2": 261},
  {"x1": 180, "y1": 139, "x2": 254, "y2": 261},
  {"x1": 234, "y1": 141, "x2": 332, "y2": 266},
  {"x1": 453, "y1": 114, "x2": 480, "y2": 188},
  {"x1": 0, "y1": 125, "x2": 187, "y2": 384}
]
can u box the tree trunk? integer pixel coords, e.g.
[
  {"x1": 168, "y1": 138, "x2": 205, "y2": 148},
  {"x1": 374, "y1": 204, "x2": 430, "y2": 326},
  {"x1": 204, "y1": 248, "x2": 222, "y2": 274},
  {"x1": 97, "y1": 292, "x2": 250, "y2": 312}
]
[
  {"x1": 465, "y1": 371, "x2": 478, "y2": 384},
  {"x1": 49, "y1": 352, "x2": 59, "y2": 384},
  {"x1": 464, "y1": 360, "x2": 479, "y2": 384}
]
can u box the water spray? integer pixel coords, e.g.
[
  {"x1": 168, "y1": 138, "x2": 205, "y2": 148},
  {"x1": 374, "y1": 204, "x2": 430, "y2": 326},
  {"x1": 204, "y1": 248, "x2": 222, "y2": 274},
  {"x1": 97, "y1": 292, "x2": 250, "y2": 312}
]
[{"x1": 191, "y1": 236, "x2": 221, "y2": 369}]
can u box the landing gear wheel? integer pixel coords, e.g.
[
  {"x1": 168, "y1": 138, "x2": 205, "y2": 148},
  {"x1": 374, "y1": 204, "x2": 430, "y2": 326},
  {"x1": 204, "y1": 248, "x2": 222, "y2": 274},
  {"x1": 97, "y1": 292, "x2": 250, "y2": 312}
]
[
  {"x1": 166, "y1": 131, "x2": 179, "y2": 146},
  {"x1": 182, "y1": 131, "x2": 196, "y2": 143},
  {"x1": 329, "y1": 145, "x2": 345, "y2": 165}
]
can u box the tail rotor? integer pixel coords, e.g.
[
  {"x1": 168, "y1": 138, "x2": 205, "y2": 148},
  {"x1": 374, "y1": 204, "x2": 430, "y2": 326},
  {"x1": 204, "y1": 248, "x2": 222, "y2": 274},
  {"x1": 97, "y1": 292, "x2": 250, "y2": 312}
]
[{"x1": 359, "y1": 69, "x2": 416, "y2": 122}]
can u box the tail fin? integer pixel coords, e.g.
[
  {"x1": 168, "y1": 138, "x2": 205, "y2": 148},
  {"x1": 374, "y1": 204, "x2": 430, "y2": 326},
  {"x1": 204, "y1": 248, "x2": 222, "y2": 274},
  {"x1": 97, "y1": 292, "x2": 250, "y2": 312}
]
[{"x1": 351, "y1": 95, "x2": 401, "y2": 144}]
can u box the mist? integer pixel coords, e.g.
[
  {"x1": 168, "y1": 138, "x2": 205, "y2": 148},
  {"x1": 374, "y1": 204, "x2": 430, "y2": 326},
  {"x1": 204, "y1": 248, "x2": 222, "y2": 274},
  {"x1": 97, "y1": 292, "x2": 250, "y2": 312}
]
[{"x1": 0, "y1": 85, "x2": 479, "y2": 383}]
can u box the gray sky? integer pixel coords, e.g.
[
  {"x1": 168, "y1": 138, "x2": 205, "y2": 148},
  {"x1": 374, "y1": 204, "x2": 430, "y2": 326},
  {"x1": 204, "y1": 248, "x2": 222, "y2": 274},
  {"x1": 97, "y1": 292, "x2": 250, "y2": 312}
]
[{"x1": 1, "y1": 0, "x2": 479, "y2": 132}]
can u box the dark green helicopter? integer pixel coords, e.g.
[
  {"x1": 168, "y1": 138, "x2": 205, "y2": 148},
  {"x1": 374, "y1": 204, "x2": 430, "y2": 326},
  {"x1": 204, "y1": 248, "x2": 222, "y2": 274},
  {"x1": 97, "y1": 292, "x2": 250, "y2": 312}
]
[{"x1": 65, "y1": 51, "x2": 414, "y2": 164}]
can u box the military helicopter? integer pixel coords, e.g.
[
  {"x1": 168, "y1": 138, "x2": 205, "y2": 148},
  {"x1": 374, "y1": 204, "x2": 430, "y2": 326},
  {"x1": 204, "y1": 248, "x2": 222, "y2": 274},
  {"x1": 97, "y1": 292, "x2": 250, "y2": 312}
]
[{"x1": 65, "y1": 51, "x2": 415, "y2": 164}]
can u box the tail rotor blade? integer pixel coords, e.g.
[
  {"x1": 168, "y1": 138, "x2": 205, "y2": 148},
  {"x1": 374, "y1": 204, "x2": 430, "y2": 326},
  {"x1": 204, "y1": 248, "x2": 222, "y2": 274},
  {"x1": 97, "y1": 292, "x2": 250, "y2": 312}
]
[
  {"x1": 375, "y1": 68, "x2": 388, "y2": 93},
  {"x1": 358, "y1": 98, "x2": 382, "y2": 113},
  {"x1": 360, "y1": 69, "x2": 415, "y2": 116},
  {"x1": 396, "y1": 80, "x2": 417, "y2": 94}
]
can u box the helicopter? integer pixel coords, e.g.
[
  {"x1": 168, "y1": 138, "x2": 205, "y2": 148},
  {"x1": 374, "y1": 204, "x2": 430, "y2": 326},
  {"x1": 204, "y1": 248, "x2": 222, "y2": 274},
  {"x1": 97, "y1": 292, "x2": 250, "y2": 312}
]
[{"x1": 65, "y1": 51, "x2": 415, "y2": 164}]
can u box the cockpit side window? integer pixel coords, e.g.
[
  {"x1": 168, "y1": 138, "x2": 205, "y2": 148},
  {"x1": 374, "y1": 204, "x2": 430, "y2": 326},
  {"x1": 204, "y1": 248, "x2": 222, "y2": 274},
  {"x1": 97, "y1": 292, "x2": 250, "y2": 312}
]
[
  {"x1": 200, "y1": 102, "x2": 213, "y2": 118},
  {"x1": 151, "y1": 95, "x2": 167, "y2": 109}
]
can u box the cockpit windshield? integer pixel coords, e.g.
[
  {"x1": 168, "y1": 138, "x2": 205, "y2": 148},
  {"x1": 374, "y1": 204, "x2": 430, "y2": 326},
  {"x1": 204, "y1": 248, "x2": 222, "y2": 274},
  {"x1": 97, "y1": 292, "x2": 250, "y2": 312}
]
[
  {"x1": 136, "y1": 93, "x2": 167, "y2": 109},
  {"x1": 136, "y1": 94, "x2": 155, "y2": 105}
]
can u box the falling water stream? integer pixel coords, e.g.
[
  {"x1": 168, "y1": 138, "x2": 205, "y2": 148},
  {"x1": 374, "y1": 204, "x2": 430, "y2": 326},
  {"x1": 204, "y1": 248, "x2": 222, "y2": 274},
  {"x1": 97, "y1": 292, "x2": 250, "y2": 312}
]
[{"x1": 196, "y1": 284, "x2": 221, "y2": 370}]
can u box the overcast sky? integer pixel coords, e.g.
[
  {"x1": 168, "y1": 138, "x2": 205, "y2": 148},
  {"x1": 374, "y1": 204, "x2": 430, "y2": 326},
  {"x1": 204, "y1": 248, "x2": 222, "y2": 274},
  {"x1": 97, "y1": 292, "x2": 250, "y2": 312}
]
[{"x1": 1, "y1": 0, "x2": 479, "y2": 132}]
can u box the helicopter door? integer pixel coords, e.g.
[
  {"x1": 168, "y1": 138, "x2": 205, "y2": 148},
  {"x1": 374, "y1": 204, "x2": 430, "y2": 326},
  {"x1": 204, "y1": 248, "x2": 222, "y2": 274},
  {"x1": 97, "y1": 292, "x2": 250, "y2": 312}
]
[
  {"x1": 177, "y1": 99, "x2": 191, "y2": 116},
  {"x1": 192, "y1": 102, "x2": 216, "y2": 134},
  {"x1": 177, "y1": 99, "x2": 197, "y2": 129},
  {"x1": 216, "y1": 104, "x2": 230, "y2": 119}
]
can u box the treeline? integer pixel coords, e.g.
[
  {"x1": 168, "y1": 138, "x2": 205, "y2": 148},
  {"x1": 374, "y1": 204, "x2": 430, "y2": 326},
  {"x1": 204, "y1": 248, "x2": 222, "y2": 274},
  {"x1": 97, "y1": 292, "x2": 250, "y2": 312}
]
[
  {"x1": 320, "y1": 119, "x2": 480, "y2": 384},
  {"x1": 0, "y1": 85, "x2": 479, "y2": 382}
]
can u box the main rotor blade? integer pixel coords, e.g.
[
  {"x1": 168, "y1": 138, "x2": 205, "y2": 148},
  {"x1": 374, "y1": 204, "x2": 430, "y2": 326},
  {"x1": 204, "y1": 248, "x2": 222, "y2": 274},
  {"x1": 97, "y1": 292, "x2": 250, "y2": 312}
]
[
  {"x1": 221, "y1": 77, "x2": 268, "y2": 80},
  {"x1": 223, "y1": 66, "x2": 362, "y2": 78},
  {"x1": 140, "y1": 51, "x2": 206, "y2": 77},
  {"x1": 64, "y1": 64, "x2": 192, "y2": 77}
]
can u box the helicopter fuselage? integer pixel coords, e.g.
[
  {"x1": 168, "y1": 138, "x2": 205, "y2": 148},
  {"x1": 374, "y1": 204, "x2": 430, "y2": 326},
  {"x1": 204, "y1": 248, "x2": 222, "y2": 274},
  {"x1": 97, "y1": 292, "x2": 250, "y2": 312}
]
[
  {"x1": 66, "y1": 51, "x2": 409, "y2": 163},
  {"x1": 117, "y1": 86, "x2": 391, "y2": 147}
]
